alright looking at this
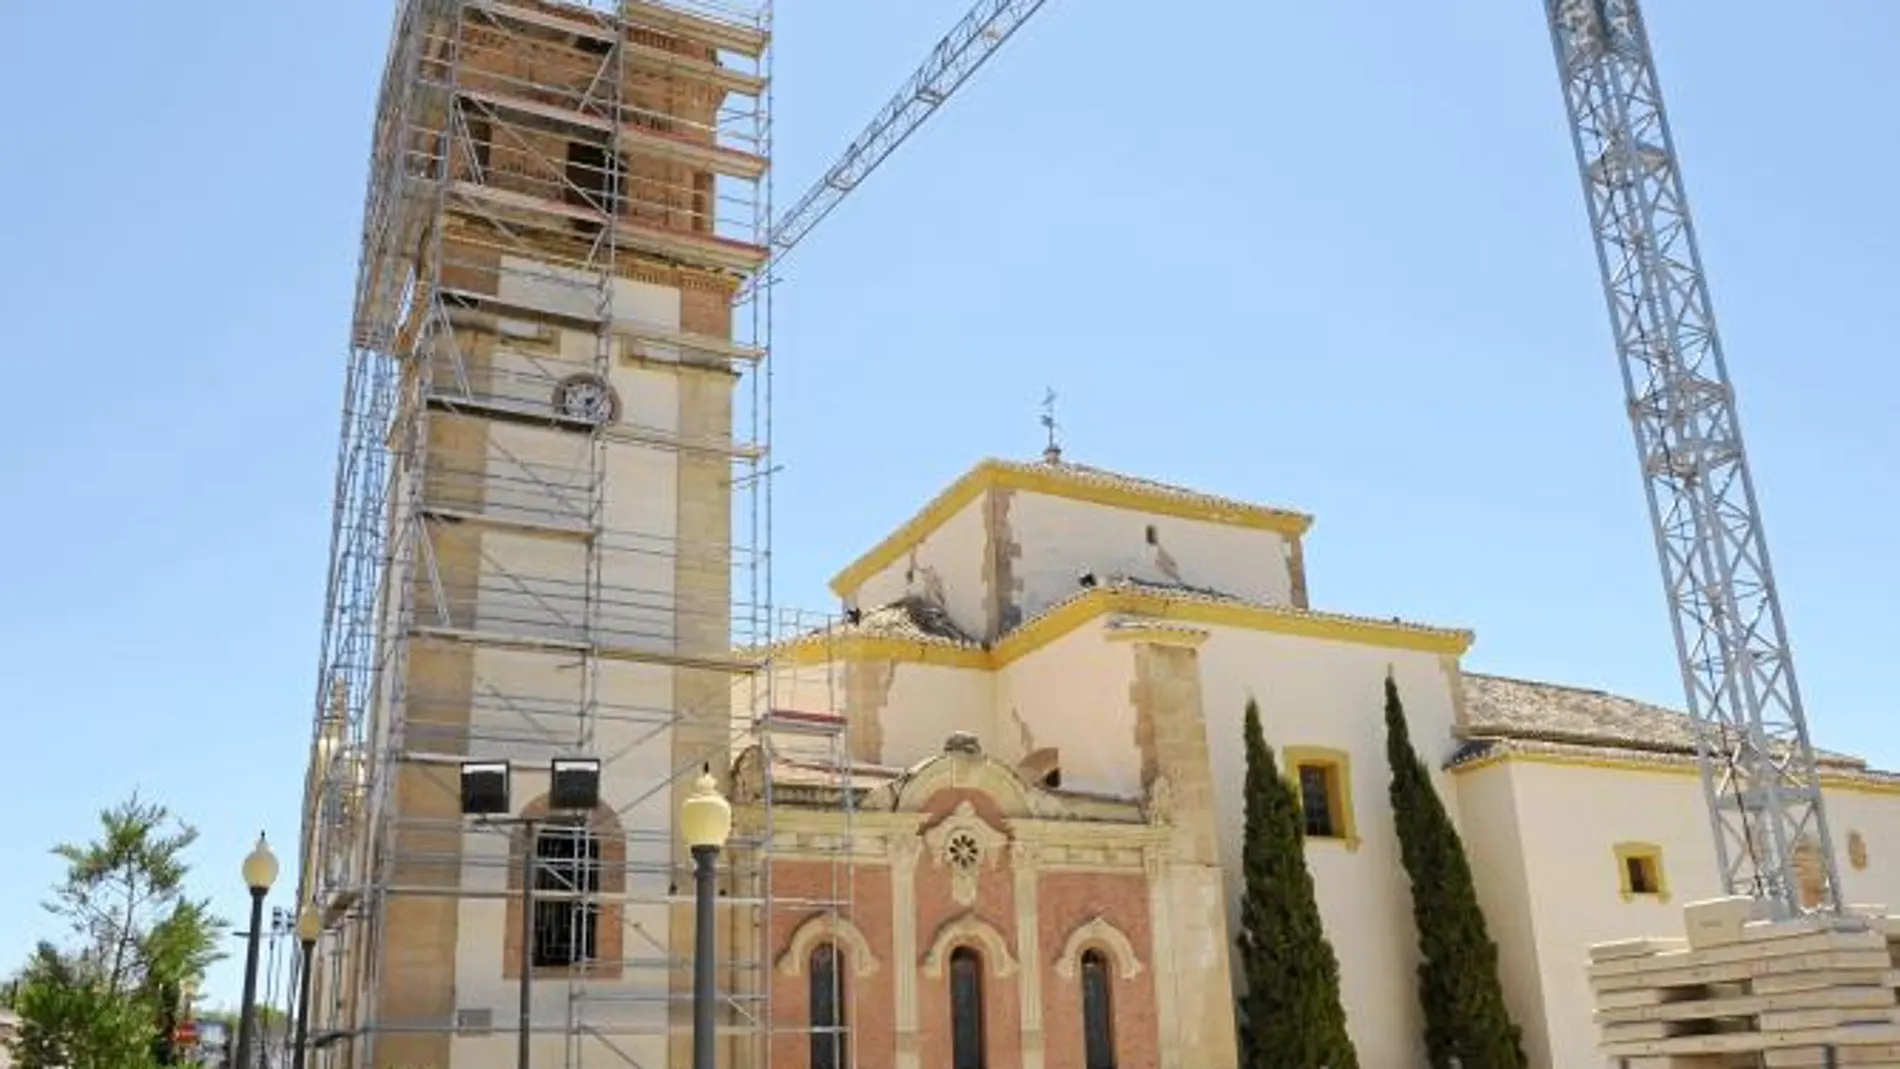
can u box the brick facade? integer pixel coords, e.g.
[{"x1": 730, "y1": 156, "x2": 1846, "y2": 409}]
[{"x1": 754, "y1": 742, "x2": 1169, "y2": 1069}]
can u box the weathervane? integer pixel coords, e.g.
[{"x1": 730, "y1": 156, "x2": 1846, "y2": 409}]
[{"x1": 1039, "y1": 387, "x2": 1063, "y2": 463}]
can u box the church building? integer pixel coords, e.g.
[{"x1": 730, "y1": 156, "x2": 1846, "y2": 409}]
[{"x1": 734, "y1": 453, "x2": 1900, "y2": 1069}]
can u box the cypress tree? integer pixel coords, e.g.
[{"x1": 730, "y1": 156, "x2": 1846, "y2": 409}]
[
  {"x1": 1234, "y1": 698, "x2": 1359, "y2": 1069},
  {"x1": 1383, "y1": 673, "x2": 1527, "y2": 1069}
]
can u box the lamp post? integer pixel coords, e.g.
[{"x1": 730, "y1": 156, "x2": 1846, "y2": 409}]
[
  {"x1": 291, "y1": 902, "x2": 321, "y2": 1069},
  {"x1": 235, "y1": 833, "x2": 279, "y2": 1069},
  {"x1": 680, "y1": 767, "x2": 732, "y2": 1069}
]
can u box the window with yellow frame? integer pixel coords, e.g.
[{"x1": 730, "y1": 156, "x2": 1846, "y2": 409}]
[
  {"x1": 1613, "y1": 842, "x2": 1669, "y2": 902},
  {"x1": 1283, "y1": 746, "x2": 1360, "y2": 851}
]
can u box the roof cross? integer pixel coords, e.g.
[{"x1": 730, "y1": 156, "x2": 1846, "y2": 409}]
[{"x1": 1039, "y1": 387, "x2": 1063, "y2": 464}]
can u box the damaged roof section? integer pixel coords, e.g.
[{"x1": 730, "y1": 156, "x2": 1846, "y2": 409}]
[
  {"x1": 846, "y1": 595, "x2": 979, "y2": 645},
  {"x1": 1450, "y1": 672, "x2": 1892, "y2": 781}
]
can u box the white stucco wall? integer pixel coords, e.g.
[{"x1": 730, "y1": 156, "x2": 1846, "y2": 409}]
[
  {"x1": 1452, "y1": 760, "x2": 1555, "y2": 1069},
  {"x1": 993, "y1": 621, "x2": 1141, "y2": 795},
  {"x1": 1195, "y1": 631, "x2": 1464, "y2": 1069},
  {"x1": 1004, "y1": 491, "x2": 1295, "y2": 624},
  {"x1": 1476, "y1": 758, "x2": 1900, "y2": 1069},
  {"x1": 497, "y1": 254, "x2": 680, "y2": 332},
  {"x1": 876, "y1": 662, "x2": 996, "y2": 769},
  {"x1": 482, "y1": 417, "x2": 597, "y2": 529},
  {"x1": 849, "y1": 496, "x2": 990, "y2": 640}
]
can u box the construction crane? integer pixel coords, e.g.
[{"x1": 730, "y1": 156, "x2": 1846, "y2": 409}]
[
  {"x1": 1542, "y1": 0, "x2": 1840, "y2": 918},
  {"x1": 741, "y1": 0, "x2": 1052, "y2": 298},
  {"x1": 761, "y1": 0, "x2": 1843, "y2": 919}
]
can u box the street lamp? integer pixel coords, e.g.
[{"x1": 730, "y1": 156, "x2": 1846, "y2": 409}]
[
  {"x1": 235, "y1": 833, "x2": 279, "y2": 1069},
  {"x1": 291, "y1": 901, "x2": 321, "y2": 1069},
  {"x1": 681, "y1": 767, "x2": 732, "y2": 1069}
]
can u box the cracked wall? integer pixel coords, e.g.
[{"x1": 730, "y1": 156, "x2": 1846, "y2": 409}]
[
  {"x1": 844, "y1": 658, "x2": 896, "y2": 764},
  {"x1": 983, "y1": 486, "x2": 1025, "y2": 638}
]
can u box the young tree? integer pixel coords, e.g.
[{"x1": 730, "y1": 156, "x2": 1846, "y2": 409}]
[
  {"x1": 9, "y1": 942, "x2": 157, "y2": 1069},
  {"x1": 9, "y1": 794, "x2": 227, "y2": 1069},
  {"x1": 45, "y1": 794, "x2": 223, "y2": 999},
  {"x1": 1383, "y1": 673, "x2": 1527, "y2": 1069},
  {"x1": 1234, "y1": 698, "x2": 1359, "y2": 1069}
]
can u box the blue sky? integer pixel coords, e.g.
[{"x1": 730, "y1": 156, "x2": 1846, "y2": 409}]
[{"x1": 0, "y1": 0, "x2": 1893, "y2": 1008}]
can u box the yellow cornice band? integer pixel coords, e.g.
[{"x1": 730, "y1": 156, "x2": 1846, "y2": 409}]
[
  {"x1": 828, "y1": 459, "x2": 1315, "y2": 598},
  {"x1": 1451, "y1": 749, "x2": 1900, "y2": 797},
  {"x1": 769, "y1": 586, "x2": 1472, "y2": 670}
]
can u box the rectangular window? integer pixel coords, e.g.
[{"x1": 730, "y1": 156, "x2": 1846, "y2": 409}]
[
  {"x1": 1625, "y1": 855, "x2": 1658, "y2": 894},
  {"x1": 1297, "y1": 765, "x2": 1337, "y2": 839},
  {"x1": 1286, "y1": 747, "x2": 1357, "y2": 848},
  {"x1": 1613, "y1": 842, "x2": 1669, "y2": 902}
]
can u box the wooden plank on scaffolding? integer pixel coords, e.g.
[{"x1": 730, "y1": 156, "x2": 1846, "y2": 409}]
[
  {"x1": 461, "y1": 86, "x2": 768, "y2": 179},
  {"x1": 446, "y1": 180, "x2": 769, "y2": 274},
  {"x1": 467, "y1": 0, "x2": 768, "y2": 61},
  {"x1": 620, "y1": 0, "x2": 768, "y2": 56}
]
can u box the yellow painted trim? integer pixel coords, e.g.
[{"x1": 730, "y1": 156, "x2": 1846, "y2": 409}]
[
  {"x1": 767, "y1": 587, "x2": 1472, "y2": 672},
  {"x1": 1613, "y1": 841, "x2": 1670, "y2": 903},
  {"x1": 1283, "y1": 745, "x2": 1362, "y2": 852},
  {"x1": 828, "y1": 458, "x2": 1314, "y2": 597},
  {"x1": 769, "y1": 635, "x2": 991, "y2": 670},
  {"x1": 1448, "y1": 748, "x2": 1900, "y2": 797},
  {"x1": 996, "y1": 589, "x2": 1473, "y2": 662}
]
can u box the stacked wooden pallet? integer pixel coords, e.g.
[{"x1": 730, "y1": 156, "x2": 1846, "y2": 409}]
[{"x1": 1588, "y1": 898, "x2": 1900, "y2": 1067}]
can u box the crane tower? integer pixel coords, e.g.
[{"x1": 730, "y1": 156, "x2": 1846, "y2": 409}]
[{"x1": 1543, "y1": 0, "x2": 1841, "y2": 917}]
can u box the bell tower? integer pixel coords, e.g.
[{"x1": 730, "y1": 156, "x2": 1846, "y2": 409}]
[{"x1": 299, "y1": 1, "x2": 778, "y2": 1065}]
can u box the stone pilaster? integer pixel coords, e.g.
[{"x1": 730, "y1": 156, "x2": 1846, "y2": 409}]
[
  {"x1": 890, "y1": 836, "x2": 923, "y2": 1069},
  {"x1": 1143, "y1": 844, "x2": 1184, "y2": 1069},
  {"x1": 1130, "y1": 639, "x2": 1240, "y2": 1069},
  {"x1": 1012, "y1": 840, "x2": 1046, "y2": 1069}
]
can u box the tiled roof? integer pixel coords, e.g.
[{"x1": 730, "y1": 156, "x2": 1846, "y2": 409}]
[{"x1": 1456, "y1": 672, "x2": 1870, "y2": 770}]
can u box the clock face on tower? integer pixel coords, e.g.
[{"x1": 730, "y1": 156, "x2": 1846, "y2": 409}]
[{"x1": 553, "y1": 373, "x2": 619, "y2": 425}]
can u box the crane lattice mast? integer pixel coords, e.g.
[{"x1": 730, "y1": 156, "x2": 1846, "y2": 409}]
[{"x1": 1542, "y1": 0, "x2": 1841, "y2": 917}]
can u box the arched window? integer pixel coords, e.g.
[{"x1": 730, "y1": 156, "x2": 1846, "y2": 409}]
[
  {"x1": 950, "y1": 946, "x2": 986, "y2": 1069},
  {"x1": 1080, "y1": 949, "x2": 1116, "y2": 1069},
  {"x1": 809, "y1": 942, "x2": 847, "y2": 1069},
  {"x1": 532, "y1": 826, "x2": 600, "y2": 967}
]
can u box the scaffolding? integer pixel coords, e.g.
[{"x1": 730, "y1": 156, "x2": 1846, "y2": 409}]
[{"x1": 292, "y1": 1, "x2": 859, "y2": 1065}]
